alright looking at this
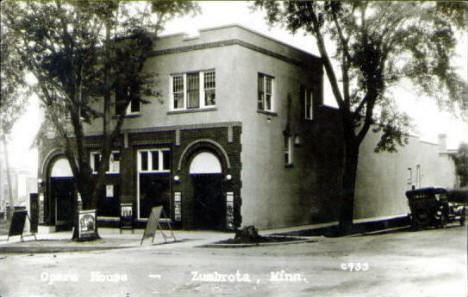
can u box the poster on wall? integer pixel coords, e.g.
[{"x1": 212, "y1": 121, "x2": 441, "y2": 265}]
[
  {"x1": 106, "y1": 184, "x2": 114, "y2": 198},
  {"x1": 120, "y1": 203, "x2": 134, "y2": 232},
  {"x1": 78, "y1": 209, "x2": 96, "y2": 240}
]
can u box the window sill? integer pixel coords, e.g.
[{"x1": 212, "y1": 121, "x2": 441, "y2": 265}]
[
  {"x1": 167, "y1": 107, "x2": 217, "y2": 115},
  {"x1": 257, "y1": 110, "x2": 278, "y2": 117},
  {"x1": 112, "y1": 113, "x2": 142, "y2": 119},
  {"x1": 92, "y1": 172, "x2": 120, "y2": 175}
]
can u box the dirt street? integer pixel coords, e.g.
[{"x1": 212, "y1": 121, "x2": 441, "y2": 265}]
[{"x1": 0, "y1": 225, "x2": 466, "y2": 297}]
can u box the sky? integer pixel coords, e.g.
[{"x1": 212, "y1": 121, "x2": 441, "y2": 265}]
[{"x1": 5, "y1": 1, "x2": 468, "y2": 173}]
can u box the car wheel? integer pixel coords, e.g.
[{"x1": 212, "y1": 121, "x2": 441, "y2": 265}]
[
  {"x1": 439, "y1": 214, "x2": 447, "y2": 228},
  {"x1": 413, "y1": 208, "x2": 431, "y2": 227}
]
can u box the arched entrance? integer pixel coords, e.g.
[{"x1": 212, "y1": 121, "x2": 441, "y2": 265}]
[
  {"x1": 189, "y1": 152, "x2": 225, "y2": 230},
  {"x1": 49, "y1": 158, "x2": 75, "y2": 231}
]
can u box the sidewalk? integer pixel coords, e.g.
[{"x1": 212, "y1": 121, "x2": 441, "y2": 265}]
[
  {"x1": 0, "y1": 228, "x2": 232, "y2": 254},
  {"x1": 0, "y1": 215, "x2": 411, "y2": 254}
]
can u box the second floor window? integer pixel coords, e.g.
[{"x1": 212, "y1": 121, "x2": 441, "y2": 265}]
[
  {"x1": 304, "y1": 88, "x2": 313, "y2": 120},
  {"x1": 171, "y1": 70, "x2": 216, "y2": 111},
  {"x1": 284, "y1": 135, "x2": 293, "y2": 167},
  {"x1": 115, "y1": 86, "x2": 140, "y2": 115},
  {"x1": 90, "y1": 151, "x2": 120, "y2": 174},
  {"x1": 258, "y1": 73, "x2": 274, "y2": 112}
]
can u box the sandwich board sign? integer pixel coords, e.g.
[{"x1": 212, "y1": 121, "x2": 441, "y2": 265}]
[
  {"x1": 140, "y1": 206, "x2": 176, "y2": 245},
  {"x1": 7, "y1": 208, "x2": 37, "y2": 241}
]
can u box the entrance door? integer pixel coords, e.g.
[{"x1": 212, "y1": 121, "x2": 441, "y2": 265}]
[
  {"x1": 192, "y1": 174, "x2": 224, "y2": 230},
  {"x1": 189, "y1": 151, "x2": 225, "y2": 230},
  {"x1": 139, "y1": 174, "x2": 171, "y2": 219},
  {"x1": 51, "y1": 177, "x2": 75, "y2": 231}
]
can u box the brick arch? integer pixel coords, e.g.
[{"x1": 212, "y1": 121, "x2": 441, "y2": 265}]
[
  {"x1": 40, "y1": 149, "x2": 66, "y2": 179},
  {"x1": 177, "y1": 139, "x2": 231, "y2": 172}
]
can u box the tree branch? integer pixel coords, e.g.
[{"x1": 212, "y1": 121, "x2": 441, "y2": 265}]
[{"x1": 303, "y1": 2, "x2": 345, "y2": 109}]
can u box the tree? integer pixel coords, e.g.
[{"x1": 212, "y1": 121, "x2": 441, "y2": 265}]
[
  {"x1": 2, "y1": 1, "x2": 198, "y2": 239},
  {"x1": 452, "y1": 143, "x2": 468, "y2": 188},
  {"x1": 254, "y1": 1, "x2": 468, "y2": 233},
  {"x1": 0, "y1": 18, "x2": 30, "y2": 218}
]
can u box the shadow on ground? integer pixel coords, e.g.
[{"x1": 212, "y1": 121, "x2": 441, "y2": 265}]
[{"x1": 274, "y1": 216, "x2": 413, "y2": 238}]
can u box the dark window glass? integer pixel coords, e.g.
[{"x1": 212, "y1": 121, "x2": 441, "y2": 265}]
[
  {"x1": 130, "y1": 96, "x2": 140, "y2": 113},
  {"x1": 93, "y1": 153, "x2": 101, "y2": 172},
  {"x1": 187, "y1": 73, "x2": 200, "y2": 108},
  {"x1": 141, "y1": 151, "x2": 148, "y2": 171},
  {"x1": 265, "y1": 76, "x2": 272, "y2": 110},
  {"x1": 258, "y1": 74, "x2": 264, "y2": 110},
  {"x1": 162, "y1": 150, "x2": 171, "y2": 170},
  {"x1": 204, "y1": 71, "x2": 216, "y2": 106},
  {"x1": 151, "y1": 151, "x2": 159, "y2": 171},
  {"x1": 173, "y1": 76, "x2": 184, "y2": 109},
  {"x1": 112, "y1": 152, "x2": 120, "y2": 161}
]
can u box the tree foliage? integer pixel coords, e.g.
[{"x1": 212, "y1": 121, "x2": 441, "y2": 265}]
[
  {"x1": 2, "y1": 0, "x2": 198, "y2": 238},
  {"x1": 0, "y1": 19, "x2": 30, "y2": 137},
  {"x1": 254, "y1": 0, "x2": 467, "y2": 232}
]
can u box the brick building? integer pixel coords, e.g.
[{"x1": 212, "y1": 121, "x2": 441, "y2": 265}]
[{"x1": 36, "y1": 25, "x2": 457, "y2": 231}]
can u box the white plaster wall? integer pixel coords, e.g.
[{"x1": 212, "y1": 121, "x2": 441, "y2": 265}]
[
  {"x1": 355, "y1": 132, "x2": 457, "y2": 219},
  {"x1": 233, "y1": 46, "x2": 320, "y2": 229}
]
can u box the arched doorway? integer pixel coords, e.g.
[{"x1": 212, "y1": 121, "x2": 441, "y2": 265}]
[
  {"x1": 189, "y1": 152, "x2": 225, "y2": 230},
  {"x1": 49, "y1": 158, "x2": 75, "y2": 231}
]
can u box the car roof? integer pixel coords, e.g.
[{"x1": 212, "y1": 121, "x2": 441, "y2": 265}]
[{"x1": 405, "y1": 187, "x2": 447, "y2": 196}]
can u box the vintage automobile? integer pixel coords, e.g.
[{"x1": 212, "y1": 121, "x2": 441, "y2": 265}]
[{"x1": 405, "y1": 187, "x2": 466, "y2": 229}]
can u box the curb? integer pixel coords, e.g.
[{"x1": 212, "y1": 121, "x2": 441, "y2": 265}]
[
  {"x1": 0, "y1": 245, "x2": 133, "y2": 254},
  {"x1": 198, "y1": 238, "x2": 318, "y2": 248}
]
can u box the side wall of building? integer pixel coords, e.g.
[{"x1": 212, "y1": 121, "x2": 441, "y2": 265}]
[
  {"x1": 231, "y1": 45, "x2": 336, "y2": 229},
  {"x1": 354, "y1": 132, "x2": 457, "y2": 219}
]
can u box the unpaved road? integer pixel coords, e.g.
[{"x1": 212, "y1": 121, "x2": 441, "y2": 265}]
[{"x1": 0, "y1": 225, "x2": 466, "y2": 297}]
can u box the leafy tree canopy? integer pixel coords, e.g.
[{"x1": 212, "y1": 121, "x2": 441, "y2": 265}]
[{"x1": 0, "y1": 18, "x2": 30, "y2": 137}]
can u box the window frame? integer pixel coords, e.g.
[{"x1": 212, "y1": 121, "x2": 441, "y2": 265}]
[
  {"x1": 125, "y1": 96, "x2": 141, "y2": 115},
  {"x1": 170, "y1": 70, "x2": 216, "y2": 111},
  {"x1": 90, "y1": 151, "x2": 120, "y2": 174},
  {"x1": 258, "y1": 73, "x2": 274, "y2": 113},
  {"x1": 115, "y1": 86, "x2": 141, "y2": 116},
  {"x1": 137, "y1": 148, "x2": 171, "y2": 173},
  {"x1": 304, "y1": 88, "x2": 313, "y2": 120},
  {"x1": 136, "y1": 148, "x2": 171, "y2": 220},
  {"x1": 284, "y1": 135, "x2": 294, "y2": 167}
]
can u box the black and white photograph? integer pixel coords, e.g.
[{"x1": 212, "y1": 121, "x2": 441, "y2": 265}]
[{"x1": 0, "y1": 1, "x2": 467, "y2": 296}]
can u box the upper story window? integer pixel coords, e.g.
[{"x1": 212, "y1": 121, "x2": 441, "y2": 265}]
[
  {"x1": 90, "y1": 151, "x2": 120, "y2": 174},
  {"x1": 171, "y1": 70, "x2": 216, "y2": 111},
  {"x1": 258, "y1": 73, "x2": 274, "y2": 112},
  {"x1": 284, "y1": 135, "x2": 294, "y2": 167},
  {"x1": 304, "y1": 88, "x2": 313, "y2": 120},
  {"x1": 115, "y1": 86, "x2": 140, "y2": 115},
  {"x1": 138, "y1": 149, "x2": 171, "y2": 173}
]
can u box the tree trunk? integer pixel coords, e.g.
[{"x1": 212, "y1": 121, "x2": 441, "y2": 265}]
[
  {"x1": 339, "y1": 141, "x2": 360, "y2": 234},
  {"x1": 1, "y1": 136, "x2": 14, "y2": 220},
  {"x1": 72, "y1": 172, "x2": 99, "y2": 241}
]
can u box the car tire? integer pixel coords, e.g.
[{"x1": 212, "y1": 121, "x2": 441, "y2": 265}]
[
  {"x1": 439, "y1": 214, "x2": 447, "y2": 229},
  {"x1": 413, "y1": 208, "x2": 431, "y2": 227}
]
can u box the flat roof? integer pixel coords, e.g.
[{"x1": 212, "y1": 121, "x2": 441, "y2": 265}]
[{"x1": 155, "y1": 24, "x2": 320, "y2": 61}]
